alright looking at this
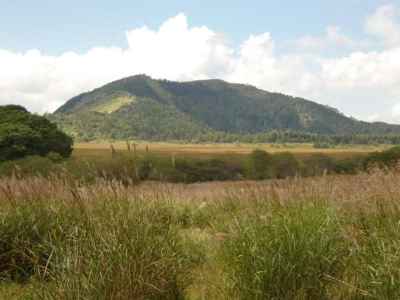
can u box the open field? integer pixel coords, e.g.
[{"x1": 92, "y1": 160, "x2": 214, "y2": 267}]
[
  {"x1": 1, "y1": 169, "x2": 400, "y2": 299},
  {"x1": 74, "y1": 142, "x2": 389, "y2": 159},
  {"x1": 1, "y1": 141, "x2": 399, "y2": 298},
  {"x1": 2, "y1": 142, "x2": 397, "y2": 185}
]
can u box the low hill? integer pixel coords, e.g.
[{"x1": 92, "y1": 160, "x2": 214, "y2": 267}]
[{"x1": 51, "y1": 75, "x2": 400, "y2": 142}]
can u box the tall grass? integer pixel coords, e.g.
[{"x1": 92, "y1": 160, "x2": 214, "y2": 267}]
[
  {"x1": 216, "y1": 202, "x2": 348, "y2": 299},
  {"x1": 1, "y1": 169, "x2": 400, "y2": 299},
  {"x1": 0, "y1": 183, "x2": 200, "y2": 299},
  {"x1": 346, "y1": 204, "x2": 400, "y2": 299},
  {"x1": 45, "y1": 201, "x2": 196, "y2": 300}
]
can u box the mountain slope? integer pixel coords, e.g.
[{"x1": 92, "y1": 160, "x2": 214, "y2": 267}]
[{"x1": 52, "y1": 75, "x2": 400, "y2": 141}]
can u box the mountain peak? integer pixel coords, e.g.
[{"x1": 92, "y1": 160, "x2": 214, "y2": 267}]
[{"x1": 52, "y1": 75, "x2": 400, "y2": 141}]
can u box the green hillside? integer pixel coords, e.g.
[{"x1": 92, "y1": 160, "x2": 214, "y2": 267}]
[{"x1": 51, "y1": 75, "x2": 400, "y2": 142}]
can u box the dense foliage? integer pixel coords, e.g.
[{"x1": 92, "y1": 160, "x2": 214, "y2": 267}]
[
  {"x1": 51, "y1": 75, "x2": 400, "y2": 143},
  {"x1": 0, "y1": 105, "x2": 73, "y2": 161}
]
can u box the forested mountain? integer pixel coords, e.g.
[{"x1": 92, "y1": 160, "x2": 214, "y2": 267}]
[{"x1": 51, "y1": 75, "x2": 400, "y2": 142}]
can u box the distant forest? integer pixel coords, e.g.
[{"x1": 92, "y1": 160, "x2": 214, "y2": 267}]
[{"x1": 49, "y1": 112, "x2": 400, "y2": 145}]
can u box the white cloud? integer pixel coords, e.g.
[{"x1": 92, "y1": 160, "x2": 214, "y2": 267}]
[
  {"x1": 124, "y1": 13, "x2": 234, "y2": 79},
  {"x1": 392, "y1": 103, "x2": 400, "y2": 117},
  {"x1": 366, "y1": 4, "x2": 400, "y2": 47},
  {"x1": 0, "y1": 14, "x2": 235, "y2": 113},
  {"x1": 1, "y1": 5, "x2": 400, "y2": 124},
  {"x1": 366, "y1": 114, "x2": 381, "y2": 122},
  {"x1": 294, "y1": 26, "x2": 356, "y2": 51}
]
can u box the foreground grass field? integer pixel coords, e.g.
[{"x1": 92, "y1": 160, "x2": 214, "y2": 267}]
[{"x1": 1, "y1": 168, "x2": 400, "y2": 299}]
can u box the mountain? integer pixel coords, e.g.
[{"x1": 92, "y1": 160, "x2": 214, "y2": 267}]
[{"x1": 51, "y1": 75, "x2": 400, "y2": 142}]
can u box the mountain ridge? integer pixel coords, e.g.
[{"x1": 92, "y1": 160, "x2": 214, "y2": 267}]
[{"x1": 52, "y1": 75, "x2": 400, "y2": 142}]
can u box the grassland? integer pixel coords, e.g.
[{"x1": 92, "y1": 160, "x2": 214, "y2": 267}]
[
  {"x1": 91, "y1": 95, "x2": 136, "y2": 113},
  {"x1": 1, "y1": 167, "x2": 400, "y2": 299},
  {"x1": 73, "y1": 142, "x2": 388, "y2": 159}
]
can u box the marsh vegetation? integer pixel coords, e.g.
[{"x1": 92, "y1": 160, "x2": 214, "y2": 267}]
[{"x1": 1, "y1": 167, "x2": 400, "y2": 299}]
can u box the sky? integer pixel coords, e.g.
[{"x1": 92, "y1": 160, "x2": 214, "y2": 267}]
[{"x1": 1, "y1": 0, "x2": 400, "y2": 123}]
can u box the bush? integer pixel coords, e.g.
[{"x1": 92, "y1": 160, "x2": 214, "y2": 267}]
[
  {"x1": 0, "y1": 105, "x2": 72, "y2": 161},
  {"x1": 171, "y1": 158, "x2": 240, "y2": 183},
  {"x1": 334, "y1": 157, "x2": 363, "y2": 174},
  {"x1": 247, "y1": 150, "x2": 274, "y2": 180}
]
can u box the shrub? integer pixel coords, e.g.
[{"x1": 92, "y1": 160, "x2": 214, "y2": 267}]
[
  {"x1": 172, "y1": 158, "x2": 239, "y2": 183},
  {"x1": 0, "y1": 105, "x2": 72, "y2": 161},
  {"x1": 334, "y1": 157, "x2": 363, "y2": 174},
  {"x1": 247, "y1": 150, "x2": 274, "y2": 180}
]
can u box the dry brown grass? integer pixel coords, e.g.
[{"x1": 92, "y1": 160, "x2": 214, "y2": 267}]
[
  {"x1": 1, "y1": 168, "x2": 398, "y2": 210},
  {"x1": 73, "y1": 142, "x2": 388, "y2": 160}
]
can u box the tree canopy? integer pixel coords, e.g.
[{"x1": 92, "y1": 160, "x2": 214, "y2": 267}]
[{"x1": 0, "y1": 105, "x2": 73, "y2": 161}]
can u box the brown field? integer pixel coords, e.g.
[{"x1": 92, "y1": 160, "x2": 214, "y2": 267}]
[{"x1": 73, "y1": 142, "x2": 389, "y2": 159}]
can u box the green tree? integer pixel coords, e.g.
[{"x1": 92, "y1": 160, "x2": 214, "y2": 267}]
[
  {"x1": 0, "y1": 105, "x2": 73, "y2": 161},
  {"x1": 247, "y1": 150, "x2": 274, "y2": 179}
]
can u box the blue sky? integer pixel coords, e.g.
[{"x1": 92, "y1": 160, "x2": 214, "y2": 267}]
[
  {"x1": 1, "y1": 0, "x2": 400, "y2": 123},
  {"x1": 1, "y1": 0, "x2": 390, "y2": 54}
]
